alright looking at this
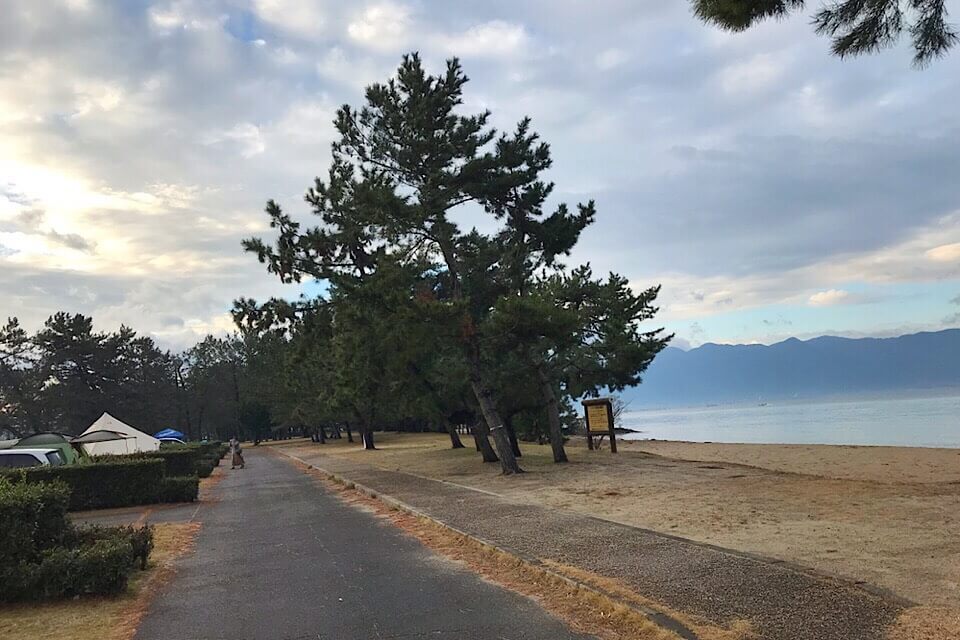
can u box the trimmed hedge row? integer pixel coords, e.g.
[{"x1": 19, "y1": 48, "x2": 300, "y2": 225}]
[
  {"x1": 1, "y1": 459, "x2": 164, "y2": 511},
  {"x1": 0, "y1": 478, "x2": 154, "y2": 602},
  {"x1": 0, "y1": 479, "x2": 71, "y2": 568},
  {"x1": 142, "y1": 449, "x2": 199, "y2": 476},
  {"x1": 157, "y1": 475, "x2": 199, "y2": 503},
  {"x1": 156, "y1": 440, "x2": 227, "y2": 477},
  {"x1": 0, "y1": 459, "x2": 199, "y2": 511}
]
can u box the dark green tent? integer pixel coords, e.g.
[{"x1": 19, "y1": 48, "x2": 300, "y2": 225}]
[{"x1": 14, "y1": 433, "x2": 81, "y2": 465}]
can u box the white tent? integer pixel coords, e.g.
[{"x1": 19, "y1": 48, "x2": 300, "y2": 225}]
[{"x1": 80, "y1": 413, "x2": 161, "y2": 456}]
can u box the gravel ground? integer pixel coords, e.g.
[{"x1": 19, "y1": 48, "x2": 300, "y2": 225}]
[{"x1": 284, "y1": 449, "x2": 904, "y2": 640}]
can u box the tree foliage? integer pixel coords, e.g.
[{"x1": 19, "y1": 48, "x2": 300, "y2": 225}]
[
  {"x1": 691, "y1": 0, "x2": 958, "y2": 64},
  {"x1": 245, "y1": 53, "x2": 671, "y2": 472}
]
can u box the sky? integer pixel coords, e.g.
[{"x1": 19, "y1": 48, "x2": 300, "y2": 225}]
[{"x1": 2, "y1": 0, "x2": 960, "y2": 351}]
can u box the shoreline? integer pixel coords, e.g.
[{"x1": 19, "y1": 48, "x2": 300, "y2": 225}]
[
  {"x1": 621, "y1": 435, "x2": 960, "y2": 450},
  {"x1": 621, "y1": 386, "x2": 960, "y2": 412}
]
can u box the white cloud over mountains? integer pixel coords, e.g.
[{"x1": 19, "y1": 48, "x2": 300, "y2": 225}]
[{"x1": 1, "y1": 0, "x2": 959, "y2": 350}]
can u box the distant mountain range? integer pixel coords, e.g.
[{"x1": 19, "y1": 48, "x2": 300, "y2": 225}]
[{"x1": 621, "y1": 329, "x2": 960, "y2": 406}]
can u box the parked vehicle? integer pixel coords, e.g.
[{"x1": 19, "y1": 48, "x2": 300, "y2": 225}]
[
  {"x1": 0, "y1": 448, "x2": 66, "y2": 468},
  {"x1": 14, "y1": 432, "x2": 82, "y2": 465}
]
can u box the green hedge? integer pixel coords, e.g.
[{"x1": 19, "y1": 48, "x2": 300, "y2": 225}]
[
  {"x1": 0, "y1": 479, "x2": 154, "y2": 602},
  {"x1": 1, "y1": 458, "x2": 200, "y2": 511},
  {"x1": 0, "y1": 479, "x2": 71, "y2": 567},
  {"x1": 1, "y1": 459, "x2": 165, "y2": 511},
  {"x1": 157, "y1": 441, "x2": 226, "y2": 474},
  {"x1": 65, "y1": 525, "x2": 155, "y2": 570},
  {"x1": 142, "y1": 449, "x2": 200, "y2": 476},
  {"x1": 156, "y1": 475, "x2": 199, "y2": 503},
  {"x1": 196, "y1": 459, "x2": 215, "y2": 478}
]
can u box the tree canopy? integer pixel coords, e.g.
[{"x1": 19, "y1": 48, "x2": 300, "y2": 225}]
[
  {"x1": 691, "y1": 0, "x2": 958, "y2": 65},
  {"x1": 245, "y1": 53, "x2": 671, "y2": 472}
]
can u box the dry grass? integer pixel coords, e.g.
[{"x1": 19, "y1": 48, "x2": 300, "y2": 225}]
[
  {"x1": 198, "y1": 464, "x2": 227, "y2": 503},
  {"x1": 288, "y1": 456, "x2": 752, "y2": 640},
  {"x1": 276, "y1": 432, "x2": 960, "y2": 609},
  {"x1": 887, "y1": 607, "x2": 960, "y2": 639},
  {"x1": 0, "y1": 522, "x2": 200, "y2": 640}
]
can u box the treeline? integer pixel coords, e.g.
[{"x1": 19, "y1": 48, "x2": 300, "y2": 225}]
[
  {"x1": 236, "y1": 54, "x2": 672, "y2": 473},
  {"x1": 0, "y1": 314, "x2": 272, "y2": 441}
]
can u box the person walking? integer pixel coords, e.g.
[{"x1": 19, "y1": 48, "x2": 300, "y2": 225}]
[{"x1": 230, "y1": 437, "x2": 245, "y2": 469}]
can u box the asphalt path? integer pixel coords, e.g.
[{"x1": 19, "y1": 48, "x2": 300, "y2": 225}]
[{"x1": 135, "y1": 448, "x2": 592, "y2": 640}]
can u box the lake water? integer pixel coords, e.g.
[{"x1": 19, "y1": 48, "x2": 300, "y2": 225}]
[{"x1": 620, "y1": 393, "x2": 960, "y2": 448}]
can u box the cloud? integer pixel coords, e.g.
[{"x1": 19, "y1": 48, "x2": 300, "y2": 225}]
[
  {"x1": 202, "y1": 123, "x2": 265, "y2": 158},
  {"x1": 433, "y1": 21, "x2": 530, "y2": 58},
  {"x1": 808, "y1": 289, "x2": 852, "y2": 306},
  {"x1": 252, "y1": 0, "x2": 330, "y2": 39},
  {"x1": 5, "y1": 208, "x2": 96, "y2": 253},
  {"x1": 926, "y1": 243, "x2": 960, "y2": 263},
  {"x1": 717, "y1": 53, "x2": 785, "y2": 96},
  {"x1": 347, "y1": 3, "x2": 412, "y2": 52},
  {"x1": 595, "y1": 48, "x2": 628, "y2": 71},
  {"x1": 2, "y1": 0, "x2": 960, "y2": 351}
]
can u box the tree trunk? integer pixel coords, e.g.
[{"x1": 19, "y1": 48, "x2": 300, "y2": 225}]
[
  {"x1": 345, "y1": 422, "x2": 354, "y2": 443},
  {"x1": 446, "y1": 423, "x2": 466, "y2": 449},
  {"x1": 504, "y1": 415, "x2": 522, "y2": 458},
  {"x1": 470, "y1": 418, "x2": 499, "y2": 463},
  {"x1": 360, "y1": 424, "x2": 376, "y2": 450},
  {"x1": 467, "y1": 355, "x2": 522, "y2": 474},
  {"x1": 535, "y1": 361, "x2": 568, "y2": 463},
  {"x1": 317, "y1": 425, "x2": 326, "y2": 444}
]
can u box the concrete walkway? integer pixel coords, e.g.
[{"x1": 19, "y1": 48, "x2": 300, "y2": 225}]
[
  {"x1": 280, "y1": 448, "x2": 906, "y2": 640},
  {"x1": 134, "y1": 448, "x2": 593, "y2": 640}
]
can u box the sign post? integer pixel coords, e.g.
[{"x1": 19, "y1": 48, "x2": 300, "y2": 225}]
[{"x1": 582, "y1": 397, "x2": 617, "y2": 453}]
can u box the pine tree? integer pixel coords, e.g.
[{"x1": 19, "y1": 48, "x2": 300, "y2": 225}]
[{"x1": 691, "y1": 0, "x2": 958, "y2": 65}]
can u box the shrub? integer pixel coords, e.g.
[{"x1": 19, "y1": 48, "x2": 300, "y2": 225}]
[
  {"x1": 156, "y1": 475, "x2": 199, "y2": 503},
  {"x1": 143, "y1": 449, "x2": 200, "y2": 476},
  {"x1": 195, "y1": 459, "x2": 215, "y2": 478},
  {"x1": 0, "y1": 478, "x2": 71, "y2": 566},
  {"x1": 0, "y1": 479, "x2": 154, "y2": 602},
  {"x1": 1, "y1": 459, "x2": 165, "y2": 511},
  {"x1": 157, "y1": 440, "x2": 224, "y2": 471},
  {"x1": 65, "y1": 524, "x2": 155, "y2": 571},
  {"x1": 31, "y1": 538, "x2": 135, "y2": 599}
]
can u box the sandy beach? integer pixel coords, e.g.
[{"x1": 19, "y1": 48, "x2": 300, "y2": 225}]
[
  {"x1": 278, "y1": 432, "x2": 960, "y2": 613},
  {"x1": 623, "y1": 439, "x2": 960, "y2": 484}
]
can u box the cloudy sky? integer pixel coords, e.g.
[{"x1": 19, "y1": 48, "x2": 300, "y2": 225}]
[{"x1": 3, "y1": 1, "x2": 960, "y2": 351}]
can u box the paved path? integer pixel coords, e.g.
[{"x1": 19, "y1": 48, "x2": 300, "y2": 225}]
[
  {"x1": 71, "y1": 502, "x2": 200, "y2": 527},
  {"x1": 282, "y1": 448, "x2": 906, "y2": 640},
  {"x1": 134, "y1": 449, "x2": 593, "y2": 640}
]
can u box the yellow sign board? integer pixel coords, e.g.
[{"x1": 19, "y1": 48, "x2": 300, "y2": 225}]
[{"x1": 586, "y1": 403, "x2": 611, "y2": 433}]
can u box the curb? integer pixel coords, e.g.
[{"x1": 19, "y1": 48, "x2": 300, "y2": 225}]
[{"x1": 275, "y1": 449, "x2": 700, "y2": 640}]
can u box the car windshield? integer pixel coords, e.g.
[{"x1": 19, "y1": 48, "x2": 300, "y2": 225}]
[
  {"x1": 45, "y1": 451, "x2": 64, "y2": 466},
  {"x1": 0, "y1": 453, "x2": 42, "y2": 468}
]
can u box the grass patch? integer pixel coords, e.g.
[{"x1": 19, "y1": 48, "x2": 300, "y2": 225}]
[{"x1": 0, "y1": 522, "x2": 200, "y2": 640}]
